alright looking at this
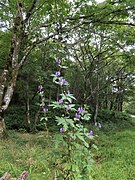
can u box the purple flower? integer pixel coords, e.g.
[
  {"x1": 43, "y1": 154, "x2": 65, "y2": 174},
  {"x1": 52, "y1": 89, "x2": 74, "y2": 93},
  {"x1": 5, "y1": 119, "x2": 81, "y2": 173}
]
[
  {"x1": 67, "y1": 90, "x2": 70, "y2": 95},
  {"x1": 39, "y1": 91, "x2": 44, "y2": 95},
  {"x1": 43, "y1": 108, "x2": 48, "y2": 113},
  {"x1": 89, "y1": 130, "x2": 93, "y2": 137},
  {"x1": 78, "y1": 107, "x2": 84, "y2": 114},
  {"x1": 56, "y1": 59, "x2": 61, "y2": 64},
  {"x1": 75, "y1": 113, "x2": 81, "y2": 120},
  {"x1": 60, "y1": 127, "x2": 64, "y2": 133},
  {"x1": 42, "y1": 97, "x2": 45, "y2": 101},
  {"x1": 59, "y1": 99, "x2": 63, "y2": 104},
  {"x1": 66, "y1": 104, "x2": 71, "y2": 111},
  {"x1": 38, "y1": 85, "x2": 43, "y2": 90},
  {"x1": 55, "y1": 71, "x2": 61, "y2": 76},
  {"x1": 59, "y1": 78, "x2": 68, "y2": 85}
]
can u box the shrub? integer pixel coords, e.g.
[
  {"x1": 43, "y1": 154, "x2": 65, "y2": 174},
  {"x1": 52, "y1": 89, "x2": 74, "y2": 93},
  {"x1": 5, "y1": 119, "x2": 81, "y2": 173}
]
[
  {"x1": 5, "y1": 106, "x2": 26, "y2": 130},
  {"x1": 97, "y1": 109, "x2": 131, "y2": 123}
]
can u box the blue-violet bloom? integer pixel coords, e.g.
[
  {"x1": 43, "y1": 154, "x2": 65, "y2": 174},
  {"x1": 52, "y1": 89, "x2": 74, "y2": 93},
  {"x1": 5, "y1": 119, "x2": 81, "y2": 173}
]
[
  {"x1": 43, "y1": 108, "x2": 48, "y2": 113},
  {"x1": 66, "y1": 104, "x2": 71, "y2": 111},
  {"x1": 39, "y1": 91, "x2": 44, "y2": 95},
  {"x1": 55, "y1": 71, "x2": 61, "y2": 76},
  {"x1": 78, "y1": 107, "x2": 84, "y2": 114},
  {"x1": 60, "y1": 127, "x2": 65, "y2": 133},
  {"x1": 59, "y1": 77, "x2": 68, "y2": 85},
  {"x1": 38, "y1": 85, "x2": 43, "y2": 90},
  {"x1": 42, "y1": 97, "x2": 45, "y2": 101},
  {"x1": 59, "y1": 99, "x2": 63, "y2": 104},
  {"x1": 75, "y1": 113, "x2": 81, "y2": 120},
  {"x1": 89, "y1": 130, "x2": 93, "y2": 136},
  {"x1": 67, "y1": 90, "x2": 70, "y2": 95}
]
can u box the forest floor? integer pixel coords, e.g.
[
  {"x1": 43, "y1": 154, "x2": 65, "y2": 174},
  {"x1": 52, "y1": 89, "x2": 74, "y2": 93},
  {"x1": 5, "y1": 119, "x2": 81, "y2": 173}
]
[{"x1": 0, "y1": 120, "x2": 135, "y2": 180}]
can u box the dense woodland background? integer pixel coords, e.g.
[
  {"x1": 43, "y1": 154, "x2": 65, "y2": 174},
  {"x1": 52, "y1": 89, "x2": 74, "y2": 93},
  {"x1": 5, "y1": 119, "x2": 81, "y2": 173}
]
[
  {"x1": 0, "y1": 0, "x2": 135, "y2": 179},
  {"x1": 0, "y1": 0, "x2": 135, "y2": 136}
]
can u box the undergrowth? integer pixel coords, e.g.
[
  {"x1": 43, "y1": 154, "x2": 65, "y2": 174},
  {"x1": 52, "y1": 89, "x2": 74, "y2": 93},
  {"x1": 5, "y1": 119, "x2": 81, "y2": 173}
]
[{"x1": 0, "y1": 119, "x2": 135, "y2": 180}]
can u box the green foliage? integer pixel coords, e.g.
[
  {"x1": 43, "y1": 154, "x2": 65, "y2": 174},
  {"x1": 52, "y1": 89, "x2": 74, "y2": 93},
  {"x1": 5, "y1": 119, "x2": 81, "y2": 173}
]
[
  {"x1": 39, "y1": 61, "x2": 95, "y2": 179},
  {"x1": 0, "y1": 31, "x2": 11, "y2": 70},
  {"x1": 5, "y1": 105, "x2": 43, "y2": 131},
  {"x1": 126, "y1": 104, "x2": 135, "y2": 115},
  {"x1": 5, "y1": 106, "x2": 26, "y2": 130},
  {"x1": 0, "y1": 0, "x2": 135, "y2": 135},
  {"x1": 97, "y1": 109, "x2": 131, "y2": 123}
]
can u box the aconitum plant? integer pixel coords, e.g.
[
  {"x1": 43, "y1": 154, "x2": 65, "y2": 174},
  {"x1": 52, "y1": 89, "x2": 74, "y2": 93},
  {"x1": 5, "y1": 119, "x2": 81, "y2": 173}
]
[{"x1": 47, "y1": 59, "x2": 95, "y2": 179}]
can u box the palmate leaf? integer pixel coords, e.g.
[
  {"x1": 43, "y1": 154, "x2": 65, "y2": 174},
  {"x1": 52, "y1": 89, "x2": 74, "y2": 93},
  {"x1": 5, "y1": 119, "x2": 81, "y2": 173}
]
[
  {"x1": 56, "y1": 116, "x2": 66, "y2": 125},
  {"x1": 59, "y1": 65, "x2": 68, "y2": 69},
  {"x1": 63, "y1": 124, "x2": 68, "y2": 131},
  {"x1": 52, "y1": 76, "x2": 59, "y2": 83},
  {"x1": 74, "y1": 131, "x2": 89, "y2": 148},
  {"x1": 65, "y1": 118, "x2": 75, "y2": 127},
  {"x1": 60, "y1": 93, "x2": 67, "y2": 100},
  {"x1": 68, "y1": 94, "x2": 76, "y2": 100},
  {"x1": 66, "y1": 97, "x2": 72, "y2": 103},
  {"x1": 82, "y1": 113, "x2": 91, "y2": 121},
  {"x1": 49, "y1": 102, "x2": 62, "y2": 109},
  {"x1": 60, "y1": 93, "x2": 76, "y2": 101},
  {"x1": 54, "y1": 134, "x2": 67, "y2": 149}
]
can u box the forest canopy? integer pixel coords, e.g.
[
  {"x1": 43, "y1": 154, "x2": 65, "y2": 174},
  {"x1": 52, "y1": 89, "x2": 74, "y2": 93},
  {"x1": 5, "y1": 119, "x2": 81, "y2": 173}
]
[{"x1": 0, "y1": 0, "x2": 135, "y2": 137}]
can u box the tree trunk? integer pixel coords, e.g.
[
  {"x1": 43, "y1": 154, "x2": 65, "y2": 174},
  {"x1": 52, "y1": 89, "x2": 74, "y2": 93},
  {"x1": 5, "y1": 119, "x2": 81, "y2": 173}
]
[
  {"x1": 93, "y1": 101, "x2": 99, "y2": 125},
  {"x1": 110, "y1": 100, "x2": 114, "y2": 110},
  {"x1": 0, "y1": 2, "x2": 23, "y2": 138},
  {"x1": 0, "y1": 66, "x2": 19, "y2": 138},
  {"x1": 26, "y1": 76, "x2": 31, "y2": 131},
  {"x1": 116, "y1": 93, "x2": 123, "y2": 111},
  {"x1": 0, "y1": 109, "x2": 7, "y2": 138}
]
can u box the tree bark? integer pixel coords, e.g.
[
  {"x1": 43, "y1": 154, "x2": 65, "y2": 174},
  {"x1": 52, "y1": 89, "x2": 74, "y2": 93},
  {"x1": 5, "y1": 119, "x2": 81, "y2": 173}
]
[
  {"x1": 0, "y1": 68, "x2": 19, "y2": 138},
  {"x1": 93, "y1": 101, "x2": 99, "y2": 125},
  {"x1": 0, "y1": 110, "x2": 7, "y2": 138},
  {"x1": 116, "y1": 92, "x2": 123, "y2": 111},
  {"x1": 26, "y1": 75, "x2": 31, "y2": 130},
  {"x1": 0, "y1": 1, "x2": 25, "y2": 138}
]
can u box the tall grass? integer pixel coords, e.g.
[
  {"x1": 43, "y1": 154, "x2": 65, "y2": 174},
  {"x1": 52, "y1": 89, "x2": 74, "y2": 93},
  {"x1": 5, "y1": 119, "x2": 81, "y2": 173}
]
[
  {"x1": 0, "y1": 121, "x2": 135, "y2": 180},
  {"x1": 91, "y1": 125, "x2": 135, "y2": 180},
  {"x1": 0, "y1": 131, "x2": 55, "y2": 179}
]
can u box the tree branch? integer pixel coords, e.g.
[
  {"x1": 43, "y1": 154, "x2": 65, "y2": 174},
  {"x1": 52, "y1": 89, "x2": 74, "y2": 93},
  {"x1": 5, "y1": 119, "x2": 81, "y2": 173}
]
[{"x1": 24, "y1": 0, "x2": 38, "y2": 23}]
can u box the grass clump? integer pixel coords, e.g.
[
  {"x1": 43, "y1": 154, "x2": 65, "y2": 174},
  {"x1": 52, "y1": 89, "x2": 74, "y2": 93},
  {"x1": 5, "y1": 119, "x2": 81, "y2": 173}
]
[
  {"x1": 91, "y1": 126, "x2": 135, "y2": 180},
  {"x1": 0, "y1": 131, "x2": 55, "y2": 179},
  {"x1": 0, "y1": 119, "x2": 135, "y2": 180}
]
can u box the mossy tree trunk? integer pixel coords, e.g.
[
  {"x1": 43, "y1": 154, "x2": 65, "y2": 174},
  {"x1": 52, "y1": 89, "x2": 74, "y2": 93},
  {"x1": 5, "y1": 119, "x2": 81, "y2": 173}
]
[
  {"x1": 0, "y1": 68, "x2": 19, "y2": 138},
  {"x1": 0, "y1": 2, "x2": 24, "y2": 138},
  {"x1": 0, "y1": 110, "x2": 7, "y2": 138}
]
